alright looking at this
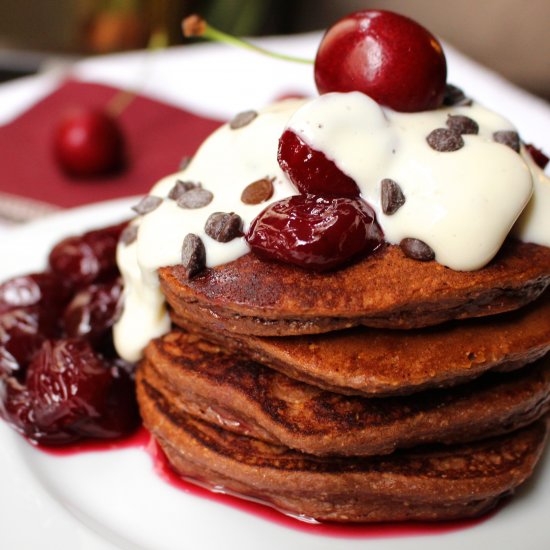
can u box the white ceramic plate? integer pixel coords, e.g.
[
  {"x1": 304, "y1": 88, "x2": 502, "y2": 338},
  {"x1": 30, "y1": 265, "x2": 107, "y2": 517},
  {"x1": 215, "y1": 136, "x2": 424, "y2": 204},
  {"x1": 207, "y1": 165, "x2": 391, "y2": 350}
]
[{"x1": 0, "y1": 198, "x2": 548, "y2": 550}]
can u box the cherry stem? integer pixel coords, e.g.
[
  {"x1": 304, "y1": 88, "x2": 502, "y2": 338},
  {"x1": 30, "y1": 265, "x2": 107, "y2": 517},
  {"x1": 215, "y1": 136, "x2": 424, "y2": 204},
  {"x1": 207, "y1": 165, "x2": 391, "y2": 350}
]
[{"x1": 182, "y1": 14, "x2": 313, "y2": 65}]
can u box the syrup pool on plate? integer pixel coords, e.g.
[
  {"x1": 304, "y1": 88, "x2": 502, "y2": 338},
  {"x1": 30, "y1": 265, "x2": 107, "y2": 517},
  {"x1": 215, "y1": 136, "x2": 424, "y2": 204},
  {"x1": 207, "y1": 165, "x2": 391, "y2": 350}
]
[{"x1": 34, "y1": 425, "x2": 500, "y2": 540}]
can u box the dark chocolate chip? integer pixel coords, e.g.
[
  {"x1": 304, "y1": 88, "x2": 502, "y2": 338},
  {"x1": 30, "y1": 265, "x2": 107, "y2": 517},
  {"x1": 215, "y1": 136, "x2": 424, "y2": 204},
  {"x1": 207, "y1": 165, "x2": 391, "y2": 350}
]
[
  {"x1": 120, "y1": 225, "x2": 138, "y2": 245},
  {"x1": 493, "y1": 130, "x2": 520, "y2": 153},
  {"x1": 381, "y1": 179, "x2": 406, "y2": 215},
  {"x1": 181, "y1": 233, "x2": 206, "y2": 278},
  {"x1": 176, "y1": 188, "x2": 214, "y2": 209},
  {"x1": 426, "y1": 128, "x2": 464, "y2": 152},
  {"x1": 168, "y1": 180, "x2": 200, "y2": 201},
  {"x1": 132, "y1": 195, "x2": 163, "y2": 215},
  {"x1": 205, "y1": 212, "x2": 243, "y2": 243},
  {"x1": 446, "y1": 114, "x2": 479, "y2": 135},
  {"x1": 442, "y1": 84, "x2": 472, "y2": 107},
  {"x1": 179, "y1": 156, "x2": 192, "y2": 170},
  {"x1": 229, "y1": 110, "x2": 258, "y2": 130},
  {"x1": 400, "y1": 238, "x2": 435, "y2": 261},
  {"x1": 241, "y1": 178, "x2": 274, "y2": 205}
]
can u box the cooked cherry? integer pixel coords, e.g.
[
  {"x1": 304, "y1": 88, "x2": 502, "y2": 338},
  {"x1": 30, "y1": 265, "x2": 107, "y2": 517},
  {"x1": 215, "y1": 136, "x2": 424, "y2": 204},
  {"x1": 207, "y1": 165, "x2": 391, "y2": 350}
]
[
  {"x1": 278, "y1": 129, "x2": 360, "y2": 197},
  {"x1": 17, "y1": 339, "x2": 139, "y2": 445},
  {"x1": 0, "y1": 377, "x2": 35, "y2": 437},
  {"x1": 0, "y1": 308, "x2": 50, "y2": 379},
  {"x1": 0, "y1": 222, "x2": 140, "y2": 447},
  {"x1": 246, "y1": 195, "x2": 383, "y2": 271},
  {"x1": 49, "y1": 222, "x2": 126, "y2": 288},
  {"x1": 0, "y1": 273, "x2": 65, "y2": 314},
  {"x1": 86, "y1": 361, "x2": 140, "y2": 439},
  {"x1": 0, "y1": 271, "x2": 72, "y2": 379},
  {"x1": 314, "y1": 10, "x2": 447, "y2": 112},
  {"x1": 525, "y1": 144, "x2": 549, "y2": 169},
  {"x1": 85, "y1": 222, "x2": 127, "y2": 270},
  {"x1": 63, "y1": 279, "x2": 122, "y2": 343}
]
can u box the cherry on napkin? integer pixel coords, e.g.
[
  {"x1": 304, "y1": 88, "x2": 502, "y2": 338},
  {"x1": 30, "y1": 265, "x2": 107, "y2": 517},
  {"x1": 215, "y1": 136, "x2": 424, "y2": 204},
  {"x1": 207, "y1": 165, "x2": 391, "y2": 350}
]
[{"x1": 0, "y1": 80, "x2": 223, "y2": 208}]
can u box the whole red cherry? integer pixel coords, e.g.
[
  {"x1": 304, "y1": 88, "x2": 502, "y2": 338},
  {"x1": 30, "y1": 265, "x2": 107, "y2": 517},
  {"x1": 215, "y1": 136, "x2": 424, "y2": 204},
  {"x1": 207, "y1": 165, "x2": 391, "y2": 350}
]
[
  {"x1": 314, "y1": 10, "x2": 447, "y2": 112},
  {"x1": 53, "y1": 109, "x2": 125, "y2": 177}
]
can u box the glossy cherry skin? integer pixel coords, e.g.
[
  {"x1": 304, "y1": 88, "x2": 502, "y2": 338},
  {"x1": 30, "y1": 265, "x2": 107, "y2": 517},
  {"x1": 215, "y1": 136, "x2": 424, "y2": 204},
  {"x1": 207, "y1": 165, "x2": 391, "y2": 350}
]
[
  {"x1": 0, "y1": 308, "x2": 45, "y2": 378},
  {"x1": 1, "y1": 339, "x2": 140, "y2": 445},
  {"x1": 246, "y1": 195, "x2": 383, "y2": 271},
  {"x1": 53, "y1": 109, "x2": 125, "y2": 177},
  {"x1": 49, "y1": 222, "x2": 126, "y2": 289},
  {"x1": 0, "y1": 273, "x2": 69, "y2": 378},
  {"x1": 314, "y1": 10, "x2": 447, "y2": 112},
  {"x1": 278, "y1": 130, "x2": 360, "y2": 197},
  {"x1": 63, "y1": 278, "x2": 123, "y2": 343},
  {"x1": 0, "y1": 273, "x2": 66, "y2": 314}
]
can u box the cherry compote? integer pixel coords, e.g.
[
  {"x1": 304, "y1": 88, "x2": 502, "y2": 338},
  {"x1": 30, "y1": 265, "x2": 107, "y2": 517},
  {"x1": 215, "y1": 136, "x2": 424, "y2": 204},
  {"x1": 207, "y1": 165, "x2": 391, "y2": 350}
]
[
  {"x1": 0, "y1": 222, "x2": 139, "y2": 446},
  {"x1": 2, "y1": 339, "x2": 137, "y2": 445},
  {"x1": 0, "y1": 308, "x2": 49, "y2": 378},
  {"x1": 246, "y1": 195, "x2": 383, "y2": 271},
  {"x1": 0, "y1": 272, "x2": 67, "y2": 314},
  {"x1": 278, "y1": 129, "x2": 360, "y2": 197},
  {"x1": 49, "y1": 222, "x2": 126, "y2": 289},
  {"x1": 63, "y1": 278, "x2": 123, "y2": 343},
  {"x1": 0, "y1": 273, "x2": 71, "y2": 378}
]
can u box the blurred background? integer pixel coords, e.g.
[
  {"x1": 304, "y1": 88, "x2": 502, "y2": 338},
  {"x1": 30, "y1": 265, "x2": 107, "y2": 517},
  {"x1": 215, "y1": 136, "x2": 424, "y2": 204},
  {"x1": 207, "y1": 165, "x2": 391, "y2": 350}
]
[{"x1": 0, "y1": 0, "x2": 548, "y2": 100}]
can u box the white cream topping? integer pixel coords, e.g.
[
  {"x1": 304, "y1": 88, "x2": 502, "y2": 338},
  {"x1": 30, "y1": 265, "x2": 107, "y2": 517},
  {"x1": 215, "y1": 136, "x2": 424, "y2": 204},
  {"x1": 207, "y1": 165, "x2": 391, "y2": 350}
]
[
  {"x1": 287, "y1": 92, "x2": 533, "y2": 270},
  {"x1": 114, "y1": 92, "x2": 549, "y2": 362},
  {"x1": 513, "y1": 147, "x2": 550, "y2": 246}
]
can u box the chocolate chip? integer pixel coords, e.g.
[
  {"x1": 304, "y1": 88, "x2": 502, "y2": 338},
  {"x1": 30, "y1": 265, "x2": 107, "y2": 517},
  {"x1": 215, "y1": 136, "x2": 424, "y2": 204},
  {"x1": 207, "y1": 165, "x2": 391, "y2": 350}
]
[
  {"x1": 493, "y1": 131, "x2": 520, "y2": 153},
  {"x1": 179, "y1": 156, "x2": 192, "y2": 170},
  {"x1": 176, "y1": 188, "x2": 213, "y2": 209},
  {"x1": 120, "y1": 225, "x2": 138, "y2": 245},
  {"x1": 229, "y1": 110, "x2": 258, "y2": 130},
  {"x1": 241, "y1": 178, "x2": 274, "y2": 205},
  {"x1": 442, "y1": 84, "x2": 472, "y2": 107},
  {"x1": 400, "y1": 238, "x2": 435, "y2": 261},
  {"x1": 132, "y1": 195, "x2": 163, "y2": 215},
  {"x1": 446, "y1": 114, "x2": 478, "y2": 135},
  {"x1": 205, "y1": 212, "x2": 243, "y2": 243},
  {"x1": 381, "y1": 179, "x2": 406, "y2": 215},
  {"x1": 168, "y1": 180, "x2": 200, "y2": 201},
  {"x1": 426, "y1": 128, "x2": 464, "y2": 152},
  {"x1": 181, "y1": 234, "x2": 206, "y2": 278}
]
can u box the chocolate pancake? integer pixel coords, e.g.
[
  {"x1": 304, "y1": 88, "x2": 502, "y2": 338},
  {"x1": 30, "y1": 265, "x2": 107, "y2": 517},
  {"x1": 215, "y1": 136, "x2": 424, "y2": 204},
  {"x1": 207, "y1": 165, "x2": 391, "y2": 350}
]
[
  {"x1": 172, "y1": 291, "x2": 550, "y2": 396},
  {"x1": 159, "y1": 240, "x2": 550, "y2": 336},
  {"x1": 141, "y1": 331, "x2": 550, "y2": 456},
  {"x1": 137, "y1": 375, "x2": 550, "y2": 523}
]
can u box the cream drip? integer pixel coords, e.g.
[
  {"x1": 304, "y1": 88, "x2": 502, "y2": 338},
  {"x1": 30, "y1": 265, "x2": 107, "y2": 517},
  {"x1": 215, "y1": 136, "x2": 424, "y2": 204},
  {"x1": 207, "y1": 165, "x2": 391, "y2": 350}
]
[
  {"x1": 114, "y1": 92, "x2": 548, "y2": 362},
  {"x1": 513, "y1": 147, "x2": 550, "y2": 246}
]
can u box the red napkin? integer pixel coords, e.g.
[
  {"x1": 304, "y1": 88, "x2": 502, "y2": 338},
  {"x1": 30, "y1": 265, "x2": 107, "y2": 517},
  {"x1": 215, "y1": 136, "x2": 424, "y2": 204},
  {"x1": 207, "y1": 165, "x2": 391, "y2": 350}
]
[{"x1": 0, "y1": 80, "x2": 223, "y2": 208}]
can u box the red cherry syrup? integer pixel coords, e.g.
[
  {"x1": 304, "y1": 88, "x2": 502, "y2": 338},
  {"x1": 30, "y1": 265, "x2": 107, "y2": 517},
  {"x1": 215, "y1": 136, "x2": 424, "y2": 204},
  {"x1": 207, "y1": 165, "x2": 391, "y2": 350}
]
[
  {"x1": 148, "y1": 437, "x2": 500, "y2": 539},
  {"x1": 34, "y1": 427, "x2": 499, "y2": 540}
]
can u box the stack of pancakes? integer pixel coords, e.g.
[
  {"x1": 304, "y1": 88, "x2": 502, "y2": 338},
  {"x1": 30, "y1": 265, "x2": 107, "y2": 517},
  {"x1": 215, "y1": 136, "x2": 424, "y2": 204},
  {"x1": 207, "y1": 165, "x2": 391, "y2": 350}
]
[{"x1": 137, "y1": 240, "x2": 550, "y2": 522}]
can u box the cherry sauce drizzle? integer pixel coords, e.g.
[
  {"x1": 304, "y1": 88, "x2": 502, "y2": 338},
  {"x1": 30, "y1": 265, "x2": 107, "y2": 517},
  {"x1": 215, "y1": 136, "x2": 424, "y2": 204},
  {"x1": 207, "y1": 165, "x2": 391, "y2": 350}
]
[{"x1": 35, "y1": 427, "x2": 499, "y2": 540}]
